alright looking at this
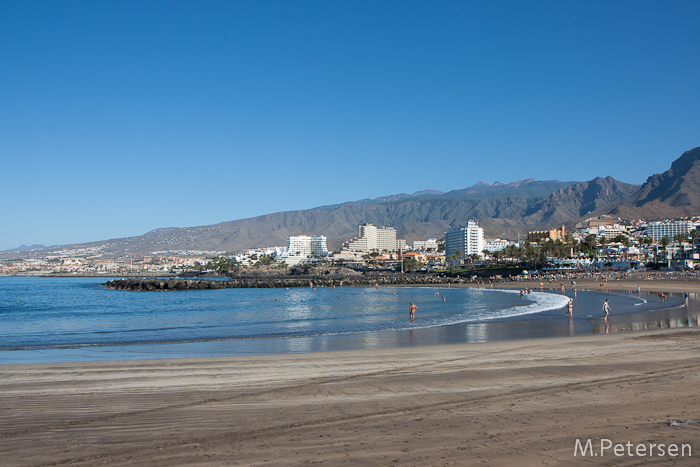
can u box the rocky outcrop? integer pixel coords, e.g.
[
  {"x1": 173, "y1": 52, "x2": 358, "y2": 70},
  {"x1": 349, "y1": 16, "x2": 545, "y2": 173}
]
[
  {"x1": 105, "y1": 275, "x2": 460, "y2": 291},
  {"x1": 606, "y1": 146, "x2": 700, "y2": 219}
]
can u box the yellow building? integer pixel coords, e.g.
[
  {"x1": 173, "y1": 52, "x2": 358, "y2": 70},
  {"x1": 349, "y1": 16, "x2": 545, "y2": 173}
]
[{"x1": 528, "y1": 225, "x2": 566, "y2": 242}]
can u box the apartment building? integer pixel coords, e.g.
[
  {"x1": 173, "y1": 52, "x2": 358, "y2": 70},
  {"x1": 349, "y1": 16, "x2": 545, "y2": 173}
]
[
  {"x1": 445, "y1": 220, "x2": 485, "y2": 264},
  {"x1": 413, "y1": 238, "x2": 439, "y2": 251},
  {"x1": 346, "y1": 223, "x2": 402, "y2": 252},
  {"x1": 644, "y1": 221, "x2": 698, "y2": 242},
  {"x1": 276, "y1": 235, "x2": 328, "y2": 266}
]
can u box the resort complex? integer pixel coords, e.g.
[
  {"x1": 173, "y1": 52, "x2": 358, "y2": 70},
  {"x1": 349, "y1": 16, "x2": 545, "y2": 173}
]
[{"x1": 4, "y1": 216, "x2": 700, "y2": 276}]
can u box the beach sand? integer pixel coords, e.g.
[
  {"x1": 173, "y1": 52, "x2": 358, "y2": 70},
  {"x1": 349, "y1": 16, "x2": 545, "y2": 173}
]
[{"x1": 1, "y1": 278, "x2": 700, "y2": 466}]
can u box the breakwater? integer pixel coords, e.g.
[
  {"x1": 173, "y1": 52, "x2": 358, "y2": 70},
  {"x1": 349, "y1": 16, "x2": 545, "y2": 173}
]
[{"x1": 105, "y1": 275, "x2": 458, "y2": 291}]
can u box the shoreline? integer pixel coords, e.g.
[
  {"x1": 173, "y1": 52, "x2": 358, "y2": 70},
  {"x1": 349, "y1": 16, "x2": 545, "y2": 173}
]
[
  {"x1": 2, "y1": 278, "x2": 699, "y2": 465},
  {"x1": 2, "y1": 277, "x2": 698, "y2": 365}
]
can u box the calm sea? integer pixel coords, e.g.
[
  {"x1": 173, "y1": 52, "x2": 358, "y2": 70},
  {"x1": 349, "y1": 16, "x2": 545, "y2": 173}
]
[{"x1": 0, "y1": 276, "x2": 695, "y2": 364}]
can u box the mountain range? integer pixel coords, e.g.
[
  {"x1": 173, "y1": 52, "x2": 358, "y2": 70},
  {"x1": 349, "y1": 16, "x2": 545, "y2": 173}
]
[{"x1": 5, "y1": 146, "x2": 700, "y2": 258}]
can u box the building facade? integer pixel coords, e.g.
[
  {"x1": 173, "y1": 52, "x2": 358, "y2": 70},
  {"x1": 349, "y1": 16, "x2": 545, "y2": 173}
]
[
  {"x1": 528, "y1": 226, "x2": 565, "y2": 243},
  {"x1": 484, "y1": 238, "x2": 514, "y2": 253},
  {"x1": 413, "y1": 238, "x2": 439, "y2": 251},
  {"x1": 644, "y1": 221, "x2": 697, "y2": 242},
  {"x1": 346, "y1": 223, "x2": 402, "y2": 252},
  {"x1": 445, "y1": 220, "x2": 485, "y2": 265},
  {"x1": 275, "y1": 235, "x2": 328, "y2": 266}
]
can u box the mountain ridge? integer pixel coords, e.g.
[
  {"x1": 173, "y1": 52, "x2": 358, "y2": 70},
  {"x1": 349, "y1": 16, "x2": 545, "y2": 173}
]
[{"x1": 4, "y1": 146, "x2": 700, "y2": 259}]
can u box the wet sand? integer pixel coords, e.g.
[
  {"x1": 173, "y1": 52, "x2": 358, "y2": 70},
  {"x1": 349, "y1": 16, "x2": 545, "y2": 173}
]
[{"x1": 1, "y1": 278, "x2": 700, "y2": 466}]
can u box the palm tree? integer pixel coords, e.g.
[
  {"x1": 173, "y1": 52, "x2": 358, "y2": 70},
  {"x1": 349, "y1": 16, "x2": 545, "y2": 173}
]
[
  {"x1": 674, "y1": 233, "x2": 686, "y2": 247},
  {"x1": 597, "y1": 236, "x2": 607, "y2": 256},
  {"x1": 688, "y1": 229, "x2": 698, "y2": 252},
  {"x1": 660, "y1": 235, "x2": 671, "y2": 263},
  {"x1": 673, "y1": 233, "x2": 687, "y2": 263},
  {"x1": 584, "y1": 234, "x2": 597, "y2": 257},
  {"x1": 642, "y1": 236, "x2": 653, "y2": 261},
  {"x1": 506, "y1": 244, "x2": 518, "y2": 263},
  {"x1": 448, "y1": 254, "x2": 457, "y2": 267},
  {"x1": 636, "y1": 235, "x2": 646, "y2": 252}
]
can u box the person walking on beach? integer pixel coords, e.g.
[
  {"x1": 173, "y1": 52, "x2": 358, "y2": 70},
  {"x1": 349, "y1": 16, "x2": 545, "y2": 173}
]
[
  {"x1": 602, "y1": 299, "x2": 611, "y2": 318},
  {"x1": 409, "y1": 302, "x2": 417, "y2": 320}
]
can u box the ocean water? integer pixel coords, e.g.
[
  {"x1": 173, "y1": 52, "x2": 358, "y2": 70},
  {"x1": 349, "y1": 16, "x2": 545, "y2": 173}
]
[{"x1": 0, "y1": 277, "x2": 697, "y2": 364}]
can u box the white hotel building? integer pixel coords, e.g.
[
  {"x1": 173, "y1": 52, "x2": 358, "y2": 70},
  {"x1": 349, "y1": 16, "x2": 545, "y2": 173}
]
[
  {"x1": 413, "y1": 238, "x2": 439, "y2": 251},
  {"x1": 644, "y1": 221, "x2": 699, "y2": 242},
  {"x1": 484, "y1": 238, "x2": 515, "y2": 253},
  {"x1": 275, "y1": 235, "x2": 328, "y2": 266},
  {"x1": 445, "y1": 220, "x2": 485, "y2": 265}
]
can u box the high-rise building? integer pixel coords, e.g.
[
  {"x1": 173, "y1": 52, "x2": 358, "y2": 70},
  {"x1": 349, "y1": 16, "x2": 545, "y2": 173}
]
[
  {"x1": 445, "y1": 220, "x2": 484, "y2": 264},
  {"x1": 645, "y1": 221, "x2": 697, "y2": 242},
  {"x1": 346, "y1": 223, "x2": 401, "y2": 252}
]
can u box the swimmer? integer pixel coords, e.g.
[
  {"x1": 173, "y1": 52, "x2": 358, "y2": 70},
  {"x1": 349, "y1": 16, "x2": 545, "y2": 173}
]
[{"x1": 442, "y1": 296, "x2": 446, "y2": 302}]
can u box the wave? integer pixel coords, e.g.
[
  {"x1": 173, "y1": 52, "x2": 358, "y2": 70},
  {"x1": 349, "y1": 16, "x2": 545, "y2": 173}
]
[{"x1": 398, "y1": 290, "x2": 571, "y2": 331}]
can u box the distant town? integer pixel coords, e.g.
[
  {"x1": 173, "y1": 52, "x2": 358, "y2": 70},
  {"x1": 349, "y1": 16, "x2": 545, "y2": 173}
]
[{"x1": 2, "y1": 216, "x2": 700, "y2": 276}]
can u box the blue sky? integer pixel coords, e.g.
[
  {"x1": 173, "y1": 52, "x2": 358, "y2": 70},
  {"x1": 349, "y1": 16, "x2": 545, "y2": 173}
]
[{"x1": 1, "y1": 1, "x2": 699, "y2": 251}]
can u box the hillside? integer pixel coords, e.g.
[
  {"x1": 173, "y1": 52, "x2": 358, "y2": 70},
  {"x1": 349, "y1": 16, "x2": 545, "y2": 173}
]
[
  {"x1": 19, "y1": 178, "x2": 635, "y2": 256},
  {"x1": 607, "y1": 146, "x2": 700, "y2": 219},
  {"x1": 5, "y1": 146, "x2": 700, "y2": 259}
]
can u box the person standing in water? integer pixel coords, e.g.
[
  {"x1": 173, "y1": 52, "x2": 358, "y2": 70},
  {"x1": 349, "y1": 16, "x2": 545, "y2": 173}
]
[
  {"x1": 409, "y1": 302, "x2": 417, "y2": 320},
  {"x1": 602, "y1": 299, "x2": 611, "y2": 318}
]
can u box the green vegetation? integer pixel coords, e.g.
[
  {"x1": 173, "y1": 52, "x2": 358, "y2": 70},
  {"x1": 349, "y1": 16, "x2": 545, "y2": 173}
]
[{"x1": 402, "y1": 256, "x2": 420, "y2": 272}]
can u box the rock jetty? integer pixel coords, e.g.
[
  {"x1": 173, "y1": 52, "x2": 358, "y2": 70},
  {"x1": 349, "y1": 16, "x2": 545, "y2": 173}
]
[{"x1": 105, "y1": 275, "x2": 457, "y2": 291}]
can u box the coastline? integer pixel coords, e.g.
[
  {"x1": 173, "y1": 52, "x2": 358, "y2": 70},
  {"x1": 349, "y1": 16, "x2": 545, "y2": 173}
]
[{"x1": 1, "y1": 278, "x2": 699, "y2": 465}]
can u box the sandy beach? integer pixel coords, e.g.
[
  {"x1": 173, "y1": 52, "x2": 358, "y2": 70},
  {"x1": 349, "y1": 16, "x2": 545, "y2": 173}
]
[{"x1": 2, "y1": 278, "x2": 700, "y2": 466}]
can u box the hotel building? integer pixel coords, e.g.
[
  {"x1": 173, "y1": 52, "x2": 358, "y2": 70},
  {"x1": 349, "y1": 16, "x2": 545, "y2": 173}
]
[
  {"x1": 346, "y1": 223, "x2": 403, "y2": 252},
  {"x1": 445, "y1": 220, "x2": 485, "y2": 264},
  {"x1": 644, "y1": 221, "x2": 698, "y2": 242},
  {"x1": 276, "y1": 235, "x2": 328, "y2": 266}
]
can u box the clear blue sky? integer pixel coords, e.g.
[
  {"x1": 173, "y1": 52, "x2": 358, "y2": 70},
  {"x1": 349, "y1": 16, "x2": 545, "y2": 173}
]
[{"x1": 1, "y1": 0, "x2": 699, "y2": 251}]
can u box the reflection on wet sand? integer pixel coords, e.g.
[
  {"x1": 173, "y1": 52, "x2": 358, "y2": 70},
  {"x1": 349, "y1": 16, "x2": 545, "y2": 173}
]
[{"x1": 593, "y1": 314, "x2": 700, "y2": 334}]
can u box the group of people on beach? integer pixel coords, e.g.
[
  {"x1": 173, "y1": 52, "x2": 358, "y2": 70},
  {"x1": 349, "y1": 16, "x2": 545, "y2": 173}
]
[{"x1": 406, "y1": 282, "x2": 689, "y2": 324}]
